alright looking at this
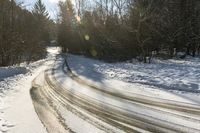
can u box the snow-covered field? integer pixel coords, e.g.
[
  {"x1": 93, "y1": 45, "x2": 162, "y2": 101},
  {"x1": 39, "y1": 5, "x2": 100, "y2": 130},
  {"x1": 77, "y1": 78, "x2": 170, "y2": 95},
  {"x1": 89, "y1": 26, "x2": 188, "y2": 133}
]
[
  {"x1": 0, "y1": 47, "x2": 60, "y2": 133},
  {"x1": 67, "y1": 55, "x2": 200, "y2": 103}
]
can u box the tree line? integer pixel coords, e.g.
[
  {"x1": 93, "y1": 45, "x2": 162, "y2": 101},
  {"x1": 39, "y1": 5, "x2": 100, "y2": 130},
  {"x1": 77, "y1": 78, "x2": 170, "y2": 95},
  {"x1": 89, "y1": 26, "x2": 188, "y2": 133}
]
[
  {"x1": 1, "y1": 0, "x2": 199, "y2": 65},
  {"x1": 0, "y1": 0, "x2": 54, "y2": 66},
  {"x1": 58, "y1": 0, "x2": 200, "y2": 62}
]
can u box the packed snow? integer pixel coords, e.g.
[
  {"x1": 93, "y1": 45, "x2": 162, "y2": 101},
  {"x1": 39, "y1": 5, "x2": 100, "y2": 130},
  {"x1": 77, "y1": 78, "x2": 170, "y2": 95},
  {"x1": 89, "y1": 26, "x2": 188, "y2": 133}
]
[{"x1": 0, "y1": 47, "x2": 60, "y2": 133}]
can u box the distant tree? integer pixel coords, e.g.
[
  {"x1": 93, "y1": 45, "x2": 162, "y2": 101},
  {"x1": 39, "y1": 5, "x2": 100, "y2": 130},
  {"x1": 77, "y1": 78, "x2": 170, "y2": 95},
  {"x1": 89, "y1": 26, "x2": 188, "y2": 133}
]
[
  {"x1": 57, "y1": 0, "x2": 76, "y2": 53},
  {"x1": 33, "y1": 0, "x2": 49, "y2": 18},
  {"x1": 32, "y1": 0, "x2": 50, "y2": 43}
]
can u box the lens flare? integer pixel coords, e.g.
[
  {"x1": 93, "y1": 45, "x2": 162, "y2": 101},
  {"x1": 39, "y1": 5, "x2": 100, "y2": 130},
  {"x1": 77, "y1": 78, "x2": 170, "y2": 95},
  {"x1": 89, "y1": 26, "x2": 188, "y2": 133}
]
[
  {"x1": 90, "y1": 47, "x2": 97, "y2": 57},
  {"x1": 85, "y1": 35, "x2": 90, "y2": 41}
]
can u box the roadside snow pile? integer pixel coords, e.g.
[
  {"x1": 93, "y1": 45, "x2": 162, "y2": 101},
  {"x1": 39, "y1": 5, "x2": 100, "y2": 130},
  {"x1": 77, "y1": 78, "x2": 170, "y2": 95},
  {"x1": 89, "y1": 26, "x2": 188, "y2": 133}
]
[
  {"x1": 0, "y1": 67, "x2": 27, "y2": 80},
  {"x1": 0, "y1": 46, "x2": 60, "y2": 94},
  {"x1": 0, "y1": 59, "x2": 46, "y2": 95},
  {"x1": 67, "y1": 55, "x2": 200, "y2": 93},
  {"x1": 0, "y1": 46, "x2": 58, "y2": 82},
  {"x1": 0, "y1": 47, "x2": 59, "y2": 133}
]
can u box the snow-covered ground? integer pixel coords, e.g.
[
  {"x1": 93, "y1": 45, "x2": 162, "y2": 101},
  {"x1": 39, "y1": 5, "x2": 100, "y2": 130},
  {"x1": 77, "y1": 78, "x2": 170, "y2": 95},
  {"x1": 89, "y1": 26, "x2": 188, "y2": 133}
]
[
  {"x1": 0, "y1": 67, "x2": 27, "y2": 80},
  {"x1": 0, "y1": 50, "x2": 199, "y2": 133},
  {"x1": 67, "y1": 55, "x2": 200, "y2": 103},
  {"x1": 50, "y1": 55, "x2": 200, "y2": 132},
  {"x1": 0, "y1": 47, "x2": 60, "y2": 133}
]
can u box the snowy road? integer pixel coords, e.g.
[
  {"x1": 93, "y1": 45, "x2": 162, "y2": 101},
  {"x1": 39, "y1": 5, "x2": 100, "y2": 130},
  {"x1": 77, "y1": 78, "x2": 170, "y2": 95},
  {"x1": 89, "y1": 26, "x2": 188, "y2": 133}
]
[
  {"x1": 31, "y1": 56, "x2": 200, "y2": 133},
  {"x1": 2, "y1": 49, "x2": 198, "y2": 133}
]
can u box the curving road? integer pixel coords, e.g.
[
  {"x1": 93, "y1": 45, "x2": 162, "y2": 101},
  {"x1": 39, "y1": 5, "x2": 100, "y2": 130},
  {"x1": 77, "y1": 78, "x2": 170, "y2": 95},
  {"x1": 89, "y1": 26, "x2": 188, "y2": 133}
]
[{"x1": 31, "y1": 57, "x2": 200, "y2": 133}]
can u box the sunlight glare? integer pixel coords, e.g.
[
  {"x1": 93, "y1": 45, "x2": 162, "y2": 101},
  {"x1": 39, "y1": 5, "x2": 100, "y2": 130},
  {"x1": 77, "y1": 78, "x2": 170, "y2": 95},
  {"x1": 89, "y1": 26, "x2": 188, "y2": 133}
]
[{"x1": 76, "y1": 15, "x2": 81, "y2": 23}]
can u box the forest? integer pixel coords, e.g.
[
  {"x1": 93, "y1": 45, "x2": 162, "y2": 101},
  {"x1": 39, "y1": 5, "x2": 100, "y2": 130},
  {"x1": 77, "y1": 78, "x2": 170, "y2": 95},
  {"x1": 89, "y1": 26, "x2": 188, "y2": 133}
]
[
  {"x1": 1, "y1": 0, "x2": 200, "y2": 66},
  {"x1": 58, "y1": 0, "x2": 200, "y2": 62},
  {"x1": 0, "y1": 0, "x2": 55, "y2": 66}
]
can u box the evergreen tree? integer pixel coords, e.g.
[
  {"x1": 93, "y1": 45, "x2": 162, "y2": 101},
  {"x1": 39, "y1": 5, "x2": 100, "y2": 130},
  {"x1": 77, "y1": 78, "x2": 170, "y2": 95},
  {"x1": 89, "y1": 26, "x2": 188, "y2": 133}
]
[
  {"x1": 32, "y1": 0, "x2": 50, "y2": 42},
  {"x1": 32, "y1": 0, "x2": 49, "y2": 18},
  {"x1": 0, "y1": 0, "x2": 49, "y2": 66},
  {"x1": 58, "y1": 0, "x2": 75, "y2": 53}
]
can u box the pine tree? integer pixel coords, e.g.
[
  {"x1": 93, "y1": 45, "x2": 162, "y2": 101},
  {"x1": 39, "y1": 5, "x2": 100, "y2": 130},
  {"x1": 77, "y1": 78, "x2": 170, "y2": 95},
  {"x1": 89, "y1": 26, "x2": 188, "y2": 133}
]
[
  {"x1": 32, "y1": 0, "x2": 50, "y2": 42},
  {"x1": 58, "y1": 0, "x2": 75, "y2": 53},
  {"x1": 33, "y1": 0, "x2": 49, "y2": 19},
  {"x1": 0, "y1": 0, "x2": 48, "y2": 66}
]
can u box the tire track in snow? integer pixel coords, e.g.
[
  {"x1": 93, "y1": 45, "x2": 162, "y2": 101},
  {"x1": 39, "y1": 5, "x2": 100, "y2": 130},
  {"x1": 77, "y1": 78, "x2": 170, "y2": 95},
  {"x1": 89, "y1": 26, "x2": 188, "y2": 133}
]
[
  {"x1": 31, "y1": 57, "x2": 200, "y2": 133},
  {"x1": 44, "y1": 66, "x2": 200, "y2": 133}
]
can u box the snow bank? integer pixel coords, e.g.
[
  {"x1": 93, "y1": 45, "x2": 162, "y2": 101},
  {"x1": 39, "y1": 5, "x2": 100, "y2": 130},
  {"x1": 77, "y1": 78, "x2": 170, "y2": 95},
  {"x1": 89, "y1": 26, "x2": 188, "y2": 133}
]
[
  {"x1": 0, "y1": 47, "x2": 61, "y2": 94},
  {"x1": 0, "y1": 67, "x2": 27, "y2": 80},
  {"x1": 0, "y1": 60, "x2": 47, "y2": 133},
  {"x1": 0, "y1": 59, "x2": 46, "y2": 95},
  {"x1": 67, "y1": 55, "x2": 200, "y2": 93},
  {"x1": 0, "y1": 47, "x2": 60, "y2": 133}
]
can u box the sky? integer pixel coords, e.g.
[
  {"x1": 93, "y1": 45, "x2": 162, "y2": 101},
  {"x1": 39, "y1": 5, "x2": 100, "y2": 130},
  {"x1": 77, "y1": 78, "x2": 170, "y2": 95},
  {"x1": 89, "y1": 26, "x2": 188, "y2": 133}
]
[{"x1": 16, "y1": 0, "x2": 65, "y2": 20}]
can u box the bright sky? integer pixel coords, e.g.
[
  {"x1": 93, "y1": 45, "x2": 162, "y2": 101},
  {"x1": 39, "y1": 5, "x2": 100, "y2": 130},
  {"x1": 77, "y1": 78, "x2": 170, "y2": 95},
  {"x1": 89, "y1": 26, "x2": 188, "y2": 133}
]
[{"x1": 16, "y1": 0, "x2": 66, "y2": 20}]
